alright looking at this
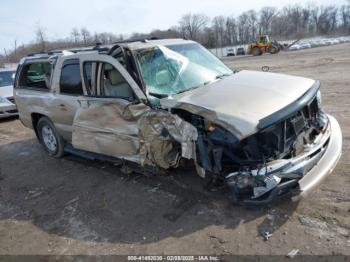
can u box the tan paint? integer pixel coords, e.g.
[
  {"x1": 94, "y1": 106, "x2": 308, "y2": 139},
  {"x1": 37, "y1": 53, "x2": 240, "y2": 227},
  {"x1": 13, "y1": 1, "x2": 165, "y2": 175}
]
[
  {"x1": 72, "y1": 98, "x2": 148, "y2": 161},
  {"x1": 72, "y1": 98, "x2": 198, "y2": 168},
  {"x1": 161, "y1": 70, "x2": 316, "y2": 140}
]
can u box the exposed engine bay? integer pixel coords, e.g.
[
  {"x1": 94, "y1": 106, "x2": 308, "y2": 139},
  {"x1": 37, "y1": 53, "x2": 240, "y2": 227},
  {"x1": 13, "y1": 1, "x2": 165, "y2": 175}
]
[{"x1": 168, "y1": 89, "x2": 329, "y2": 205}]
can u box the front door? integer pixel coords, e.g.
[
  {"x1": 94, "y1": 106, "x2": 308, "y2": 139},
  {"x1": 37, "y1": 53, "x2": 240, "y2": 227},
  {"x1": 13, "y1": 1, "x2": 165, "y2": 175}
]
[{"x1": 72, "y1": 54, "x2": 148, "y2": 162}]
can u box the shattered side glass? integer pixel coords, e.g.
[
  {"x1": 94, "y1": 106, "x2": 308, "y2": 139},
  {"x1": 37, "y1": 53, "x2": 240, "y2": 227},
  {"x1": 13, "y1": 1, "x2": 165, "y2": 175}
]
[{"x1": 136, "y1": 43, "x2": 232, "y2": 97}]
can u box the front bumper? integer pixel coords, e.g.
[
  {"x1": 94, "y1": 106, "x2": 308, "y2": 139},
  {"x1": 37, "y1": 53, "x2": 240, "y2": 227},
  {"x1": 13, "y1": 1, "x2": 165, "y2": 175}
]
[
  {"x1": 0, "y1": 101, "x2": 18, "y2": 119},
  {"x1": 240, "y1": 114, "x2": 342, "y2": 207},
  {"x1": 292, "y1": 114, "x2": 342, "y2": 200}
]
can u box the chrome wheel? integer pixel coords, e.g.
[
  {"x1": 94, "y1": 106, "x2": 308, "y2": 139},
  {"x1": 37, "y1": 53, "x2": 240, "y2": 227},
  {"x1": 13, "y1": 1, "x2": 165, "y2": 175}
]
[{"x1": 41, "y1": 125, "x2": 57, "y2": 152}]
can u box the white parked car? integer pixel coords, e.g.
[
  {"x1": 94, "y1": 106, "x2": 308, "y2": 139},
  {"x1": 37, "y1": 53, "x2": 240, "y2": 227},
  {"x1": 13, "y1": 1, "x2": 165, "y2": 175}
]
[
  {"x1": 324, "y1": 39, "x2": 333, "y2": 45},
  {"x1": 0, "y1": 68, "x2": 18, "y2": 118},
  {"x1": 310, "y1": 40, "x2": 324, "y2": 47},
  {"x1": 289, "y1": 44, "x2": 300, "y2": 51},
  {"x1": 299, "y1": 43, "x2": 312, "y2": 49}
]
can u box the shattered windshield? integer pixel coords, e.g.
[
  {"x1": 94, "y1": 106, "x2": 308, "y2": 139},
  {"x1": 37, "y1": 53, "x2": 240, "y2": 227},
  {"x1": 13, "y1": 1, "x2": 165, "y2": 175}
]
[{"x1": 136, "y1": 43, "x2": 232, "y2": 97}]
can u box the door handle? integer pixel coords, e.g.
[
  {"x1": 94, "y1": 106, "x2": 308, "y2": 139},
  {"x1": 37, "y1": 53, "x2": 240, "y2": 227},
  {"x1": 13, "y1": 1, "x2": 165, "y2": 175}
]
[{"x1": 59, "y1": 104, "x2": 67, "y2": 111}]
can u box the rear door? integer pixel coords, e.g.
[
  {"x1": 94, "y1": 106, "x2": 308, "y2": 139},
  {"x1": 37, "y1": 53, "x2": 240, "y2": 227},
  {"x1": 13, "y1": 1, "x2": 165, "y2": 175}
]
[
  {"x1": 15, "y1": 59, "x2": 57, "y2": 128},
  {"x1": 50, "y1": 58, "x2": 85, "y2": 141},
  {"x1": 72, "y1": 54, "x2": 148, "y2": 162}
]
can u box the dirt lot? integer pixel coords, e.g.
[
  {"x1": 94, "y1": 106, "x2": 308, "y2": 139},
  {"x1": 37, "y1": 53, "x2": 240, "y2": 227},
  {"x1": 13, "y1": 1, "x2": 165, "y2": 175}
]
[{"x1": 0, "y1": 43, "x2": 349, "y2": 256}]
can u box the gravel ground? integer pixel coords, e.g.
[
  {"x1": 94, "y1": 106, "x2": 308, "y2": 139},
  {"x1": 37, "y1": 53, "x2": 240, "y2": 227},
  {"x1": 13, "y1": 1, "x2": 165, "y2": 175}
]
[{"x1": 0, "y1": 43, "x2": 349, "y2": 256}]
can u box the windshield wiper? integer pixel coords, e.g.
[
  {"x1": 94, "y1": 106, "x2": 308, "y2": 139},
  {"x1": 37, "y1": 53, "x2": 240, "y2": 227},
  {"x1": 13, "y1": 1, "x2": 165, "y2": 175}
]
[
  {"x1": 150, "y1": 78, "x2": 217, "y2": 98},
  {"x1": 176, "y1": 80, "x2": 213, "y2": 95},
  {"x1": 148, "y1": 92, "x2": 169, "y2": 99},
  {"x1": 215, "y1": 73, "x2": 232, "y2": 79}
]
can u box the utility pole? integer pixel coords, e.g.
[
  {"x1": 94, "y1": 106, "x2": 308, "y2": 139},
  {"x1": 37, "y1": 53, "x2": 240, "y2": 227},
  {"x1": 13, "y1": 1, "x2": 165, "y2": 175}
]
[
  {"x1": 14, "y1": 40, "x2": 17, "y2": 57},
  {"x1": 3, "y1": 48, "x2": 8, "y2": 61}
]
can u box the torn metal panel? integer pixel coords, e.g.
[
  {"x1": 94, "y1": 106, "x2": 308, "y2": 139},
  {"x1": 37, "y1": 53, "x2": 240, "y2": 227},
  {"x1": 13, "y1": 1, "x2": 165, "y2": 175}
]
[
  {"x1": 138, "y1": 110, "x2": 198, "y2": 169},
  {"x1": 72, "y1": 99, "x2": 148, "y2": 162},
  {"x1": 225, "y1": 118, "x2": 333, "y2": 203},
  {"x1": 253, "y1": 175, "x2": 282, "y2": 198}
]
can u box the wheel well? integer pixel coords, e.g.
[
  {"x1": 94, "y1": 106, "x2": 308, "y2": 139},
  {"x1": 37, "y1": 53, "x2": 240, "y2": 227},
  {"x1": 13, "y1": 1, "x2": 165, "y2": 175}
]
[{"x1": 31, "y1": 113, "x2": 46, "y2": 139}]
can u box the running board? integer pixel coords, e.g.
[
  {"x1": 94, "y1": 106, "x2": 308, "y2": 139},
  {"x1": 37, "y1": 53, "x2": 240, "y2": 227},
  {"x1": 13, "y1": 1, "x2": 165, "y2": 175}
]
[{"x1": 64, "y1": 144, "x2": 158, "y2": 175}]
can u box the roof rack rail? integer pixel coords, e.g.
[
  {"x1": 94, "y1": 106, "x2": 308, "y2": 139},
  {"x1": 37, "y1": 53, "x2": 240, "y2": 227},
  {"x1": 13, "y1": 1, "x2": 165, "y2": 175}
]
[
  {"x1": 27, "y1": 50, "x2": 62, "y2": 57},
  {"x1": 112, "y1": 36, "x2": 160, "y2": 44},
  {"x1": 26, "y1": 43, "x2": 110, "y2": 57}
]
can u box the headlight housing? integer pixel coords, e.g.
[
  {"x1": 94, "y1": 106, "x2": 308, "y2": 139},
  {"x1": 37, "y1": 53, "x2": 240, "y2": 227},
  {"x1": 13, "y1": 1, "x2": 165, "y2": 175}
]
[{"x1": 0, "y1": 97, "x2": 9, "y2": 103}]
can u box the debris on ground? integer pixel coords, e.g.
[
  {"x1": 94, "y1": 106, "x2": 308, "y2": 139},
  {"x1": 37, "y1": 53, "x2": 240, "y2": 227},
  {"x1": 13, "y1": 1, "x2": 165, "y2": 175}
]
[
  {"x1": 148, "y1": 184, "x2": 160, "y2": 193},
  {"x1": 258, "y1": 208, "x2": 289, "y2": 241},
  {"x1": 261, "y1": 230, "x2": 273, "y2": 241},
  {"x1": 25, "y1": 188, "x2": 43, "y2": 199},
  {"x1": 209, "y1": 235, "x2": 228, "y2": 244},
  {"x1": 286, "y1": 249, "x2": 299, "y2": 258}
]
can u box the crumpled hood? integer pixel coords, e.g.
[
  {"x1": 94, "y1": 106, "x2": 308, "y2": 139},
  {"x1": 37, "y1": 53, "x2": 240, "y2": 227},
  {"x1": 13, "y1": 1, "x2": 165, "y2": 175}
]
[{"x1": 160, "y1": 70, "x2": 316, "y2": 139}]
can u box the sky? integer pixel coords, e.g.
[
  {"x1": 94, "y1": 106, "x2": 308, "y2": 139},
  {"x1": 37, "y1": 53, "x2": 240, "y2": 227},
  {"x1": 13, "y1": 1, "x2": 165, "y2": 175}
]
[{"x1": 1, "y1": 0, "x2": 347, "y2": 51}]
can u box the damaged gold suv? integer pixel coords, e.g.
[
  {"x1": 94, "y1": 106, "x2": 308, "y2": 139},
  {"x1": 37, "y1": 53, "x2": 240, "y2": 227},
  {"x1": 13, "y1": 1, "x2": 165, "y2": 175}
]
[{"x1": 14, "y1": 38, "x2": 342, "y2": 206}]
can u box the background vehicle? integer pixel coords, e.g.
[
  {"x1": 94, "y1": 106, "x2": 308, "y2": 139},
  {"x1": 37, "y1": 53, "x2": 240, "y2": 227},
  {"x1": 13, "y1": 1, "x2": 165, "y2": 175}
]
[
  {"x1": 247, "y1": 34, "x2": 301, "y2": 56},
  {"x1": 226, "y1": 48, "x2": 235, "y2": 56},
  {"x1": 0, "y1": 68, "x2": 18, "y2": 118},
  {"x1": 236, "y1": 47, "x2": 245, "y2": 55},
  {"x1": 247, "y1": 35, "x2": 280, "y2": 56}
]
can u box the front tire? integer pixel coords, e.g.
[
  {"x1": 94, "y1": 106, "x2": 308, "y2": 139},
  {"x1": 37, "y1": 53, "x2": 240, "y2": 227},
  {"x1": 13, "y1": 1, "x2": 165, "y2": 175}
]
[
  {"x1": 269, "y1": 45, "x2": 279, "y2": 54},
  {"x1": 37, "y1": 117, "x2": 65, "y2": 158},
  {"x1": 252, "y1": 47, "x2": 262, "y2": 56}
]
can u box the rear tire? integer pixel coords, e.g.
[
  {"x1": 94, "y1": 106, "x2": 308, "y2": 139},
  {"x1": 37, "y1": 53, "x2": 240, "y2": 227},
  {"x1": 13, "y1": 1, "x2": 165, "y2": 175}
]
[
  {"x1": 37, "y1": 117, "x2": 65, "y2": 158},
  {"x1": 269, "y1": 45, "x2": 279, "y2": 54}
]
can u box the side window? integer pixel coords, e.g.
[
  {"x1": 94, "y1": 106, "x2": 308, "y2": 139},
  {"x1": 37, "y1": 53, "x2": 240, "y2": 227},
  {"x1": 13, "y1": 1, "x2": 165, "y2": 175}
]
[
  {"x1": 60, "y1": 59, "x2": 83, "y2": 95},
  {"x1": 82, "y1": 61, "x2": 134, "y2": 101},
  {"x1": 18, "y1": 62, "x2": 51, "y2": 89},
  {"x1": 83, "y1": 62, "x2": 98, "y2": 95},
  {"x1": 100, "y1": 63, "x2": 134, "y2": 100}
]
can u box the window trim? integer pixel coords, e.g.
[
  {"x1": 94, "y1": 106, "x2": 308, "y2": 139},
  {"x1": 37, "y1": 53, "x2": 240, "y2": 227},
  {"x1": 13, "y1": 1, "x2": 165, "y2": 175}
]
[
  {"x1": 81, "y1": 60, "x2": 136, "y2": 102},
  {"x1": 78, "y1": 53, "x2": 147, "y2": 101},
  {"x1": 59, "y1": 58, "x2": 84, "y2": 96},
  {"x1": 16, "y1": 60, "x2": 52, "y2": 92}
]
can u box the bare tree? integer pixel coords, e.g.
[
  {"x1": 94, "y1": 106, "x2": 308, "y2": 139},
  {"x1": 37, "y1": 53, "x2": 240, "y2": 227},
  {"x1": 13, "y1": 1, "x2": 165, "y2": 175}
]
[
  {"x1": 311, "y1": 5, "x2": 339, "y2": 34},
  {"x1": 71, "y1": 27, "x2": 80, "y2": 45},
  {"x1": 35, "y1": 25, "x2": 47, "y2": 52},
  {"x1": 178, "y1": 13, "x2": 209, "y2": 40},
  {"x1": 246, "y1": 10, "x2": 258, "y2": 41},
  {"x1": 285, "y1": 5, "x2": 303, "y2": 35},
  {"x1": 238, "y1": 12, "x2": 249, "y2": 44},
  {"x1": 259, "y1": 7, "x2": 276, "y2": 34},
  {"x1": 300, "y1": 6, "x2": 311, "y2": 32},
  {"x1": 213, "y1": 16, "x2": 226, "y2": 56},
  {"x1": 329, "y1": 6, "x2": 338, "y2": 32},
  {"x1": 225, "y1": 16, "x2": 238, "y2": 45},
  {"x1": 81, "y1": 28, "x2": 90, "y2": 46},
  {"x1": 340, "y1": 4, "x2": 350, "y2": 33},
  {"x1": 201, "y1": 27, "x2": 216, "y2": 48}
]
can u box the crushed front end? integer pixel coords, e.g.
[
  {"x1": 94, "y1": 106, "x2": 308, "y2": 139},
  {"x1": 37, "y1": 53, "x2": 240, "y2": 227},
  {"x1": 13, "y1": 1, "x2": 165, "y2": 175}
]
[{"x1": 178, "y1": 84, "x2": 342, "y2": 206}]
